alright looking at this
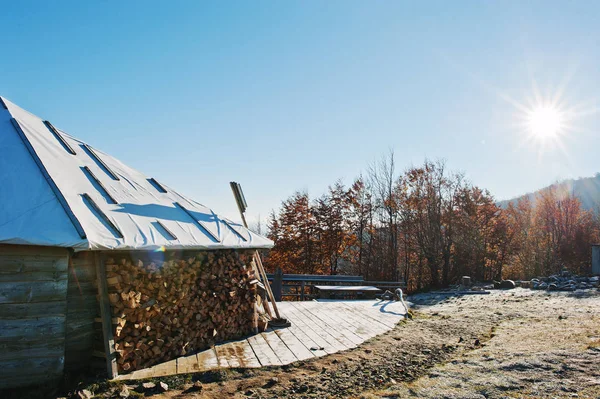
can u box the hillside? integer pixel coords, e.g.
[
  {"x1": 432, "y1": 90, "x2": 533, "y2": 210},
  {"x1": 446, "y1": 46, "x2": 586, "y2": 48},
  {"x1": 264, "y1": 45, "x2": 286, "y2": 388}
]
[{"x1": 499, "y1": 173, "x2": 600, "y2": 211}]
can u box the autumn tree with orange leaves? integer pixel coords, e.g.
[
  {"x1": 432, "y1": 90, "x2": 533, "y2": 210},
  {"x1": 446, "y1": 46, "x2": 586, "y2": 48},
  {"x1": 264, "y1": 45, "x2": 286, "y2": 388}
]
[{"x1": 263, "y1": 154, "x2": 599, "y2": 292}]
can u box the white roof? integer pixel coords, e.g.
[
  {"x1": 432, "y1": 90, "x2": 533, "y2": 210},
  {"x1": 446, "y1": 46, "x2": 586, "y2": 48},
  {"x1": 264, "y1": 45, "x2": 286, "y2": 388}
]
[{"x1": 0, "y1": 96, "x2": 273, "y2": 251}]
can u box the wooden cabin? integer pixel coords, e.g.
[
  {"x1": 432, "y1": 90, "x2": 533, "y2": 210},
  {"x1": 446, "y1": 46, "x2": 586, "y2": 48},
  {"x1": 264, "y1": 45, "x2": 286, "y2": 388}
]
[{"x1": 0, "y1": 96, "x2": 272, "y2": 389}]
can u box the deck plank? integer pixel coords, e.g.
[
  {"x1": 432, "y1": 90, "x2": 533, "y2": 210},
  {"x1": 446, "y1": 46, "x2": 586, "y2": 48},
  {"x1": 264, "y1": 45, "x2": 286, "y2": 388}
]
[
  {"x1": 286, "y1": 302, "x2": 353, "y2": 351},
  {"x1": 301, "y1": 302, "x2": 373, "y2": 342},
  {"x1": 215, "y1": 344, "x2": 238, "y2": 368},
  {"x1": 176, "y1": 353, "x2": 200, "y2": 374},
  {"x1": 339, "y1": 302, "x2": 400, "y2": 329},
  {"x1": 310, "y1": 302, "x2": 372, "y2": 338},
  {"x1": 214, "y1": 345, "x2": 231, "y2": 368},
  {"x1": 285, "y1": 318, "x2": 334, "y2": 355},
  {"x1": 331, "y1": 304, "x2": 391, "y2": 337},
  {"x1": 272, "y1": 327, "x2": 315, "y2": 361},
  {"x1": 247, "y1": 334, "x2": 283, "y2": 366},
  {"x1": 290, "y1": 302, "x2": 364, "y2": 346},
  {"x1": 196, "y1": 347, "x2": 219, "y2": 370},
  {"x1": 148, "y1": 359, "x2": 177, "y2": 378},
  {"x1": 261, "y1": 329, "x2": 299, "y2": 364},
  {"x1": 237, "y1": 340, "x2": 262, "y2": 368},
  {"x1": 216, "y1": 339, "x2": 261, "y2": 368},
  {"x1": 282, "y1": 304, "x2": 345, "y2": 354}
]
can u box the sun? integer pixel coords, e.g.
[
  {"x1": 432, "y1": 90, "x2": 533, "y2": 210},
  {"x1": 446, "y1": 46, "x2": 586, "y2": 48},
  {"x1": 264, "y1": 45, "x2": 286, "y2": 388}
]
[
  {"x1": 527, "y1": 105, "x2": 564, "y2": 139},
  {"x1": 511, "y1": 93, "x2": 576, "y2": 159}
]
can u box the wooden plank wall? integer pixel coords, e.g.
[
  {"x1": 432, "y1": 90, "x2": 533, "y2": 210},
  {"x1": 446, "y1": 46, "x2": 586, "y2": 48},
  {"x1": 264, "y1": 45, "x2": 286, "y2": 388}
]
[
  {"x1": 65, "y1": 251, "x2": 98, "y2": 371},
  {"x1": 0, "y1": 245, "x2": 69, "y2": 389}
]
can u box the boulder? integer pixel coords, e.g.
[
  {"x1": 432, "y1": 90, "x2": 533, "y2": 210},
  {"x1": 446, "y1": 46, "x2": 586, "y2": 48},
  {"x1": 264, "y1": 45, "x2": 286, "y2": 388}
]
[
  {"x1": 499, "y1": 280, "x2": 516, "y2": 289},
  {"x1": 141, "y1": 382, "x2": 156, "y2": 391},
  {"x1": 158, "y1": 382, "x2": 169, "y2": 392}
]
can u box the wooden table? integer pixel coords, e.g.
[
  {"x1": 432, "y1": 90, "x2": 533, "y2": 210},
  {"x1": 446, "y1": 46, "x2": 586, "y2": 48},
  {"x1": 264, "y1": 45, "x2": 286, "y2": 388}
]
[{"x1": 314, "y1": 285, "x2": 381, "y2": 299}]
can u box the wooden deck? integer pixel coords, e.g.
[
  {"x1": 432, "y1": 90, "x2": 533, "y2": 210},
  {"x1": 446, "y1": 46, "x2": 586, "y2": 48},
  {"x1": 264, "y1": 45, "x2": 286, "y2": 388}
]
[{"x1": 116, "y1": 299, "x2": 408, "y2": 380}]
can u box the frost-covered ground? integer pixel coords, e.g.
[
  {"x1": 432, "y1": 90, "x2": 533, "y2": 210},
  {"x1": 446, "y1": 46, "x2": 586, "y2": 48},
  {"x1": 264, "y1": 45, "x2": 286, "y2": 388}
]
[{"x1": 365, "y1": 288, "x2": 600, "y2": 399}]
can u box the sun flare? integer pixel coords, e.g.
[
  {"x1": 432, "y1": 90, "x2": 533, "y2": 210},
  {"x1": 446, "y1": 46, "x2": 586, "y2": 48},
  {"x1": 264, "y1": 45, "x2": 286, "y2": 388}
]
[{"x1": 527, "y1": 105, "x2": 563, "y2": 139}]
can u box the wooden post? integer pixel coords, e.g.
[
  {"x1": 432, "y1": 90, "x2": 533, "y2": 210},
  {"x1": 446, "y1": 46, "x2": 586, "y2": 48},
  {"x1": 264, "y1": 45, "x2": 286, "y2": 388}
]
[
  {"x1": 95, "y1": 253, "x2": 118, "y2": 379},
  {"x1": 592, "y1": 245, "x2": 600, "y2": 275},
  {"x1": 461, "y1": 276, "x2": 472, "y2": 287},
  {"x1": 254, "y1": 252, "x2": 282, "y2": 319},
  {"x1": 273, "y1": 267, "x2": 283, "y2": 302}
]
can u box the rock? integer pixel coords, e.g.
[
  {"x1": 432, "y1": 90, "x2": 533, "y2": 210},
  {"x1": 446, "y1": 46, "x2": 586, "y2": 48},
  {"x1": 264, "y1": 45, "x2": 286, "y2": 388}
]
[
  {"x1": 77, "y1": 390, "x2": 93, "y2": 399},
  {"x1": 141, "y1": 382, "x2": 156, "y2": 391},
  {"x1": 522, "y1": 272, "x2": 600, "y2": 291},
  {"x1": 263, "y1": 377, "x2": 280, "y2": 388},
  {"x1": 297, "y1": 384, "x2": 309, "y2": 393},
  {"x1": 186, "y1": 381, "x2": 203, "y2": 392},
  {"x1": 499, "y1": 280, "x2": 516, "y2": 289},
  {"x1": 158, "y1": 382, "x2": 169, "y2": 392},
  {"x1": 119, "y1": 386, "x2": 130, "y2": 398}
]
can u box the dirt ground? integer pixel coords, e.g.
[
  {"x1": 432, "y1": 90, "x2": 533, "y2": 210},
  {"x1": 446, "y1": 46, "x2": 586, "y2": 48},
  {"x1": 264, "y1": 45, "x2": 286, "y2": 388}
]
[{"x1": 71, "y1": 288, "x2": 600, "y2": 399}]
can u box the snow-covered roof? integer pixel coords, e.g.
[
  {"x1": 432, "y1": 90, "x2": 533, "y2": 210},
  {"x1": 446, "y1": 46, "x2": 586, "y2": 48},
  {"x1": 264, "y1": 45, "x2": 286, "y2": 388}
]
[{"x1": 0, "y1": 96, "x2": 273, "y2": 251}]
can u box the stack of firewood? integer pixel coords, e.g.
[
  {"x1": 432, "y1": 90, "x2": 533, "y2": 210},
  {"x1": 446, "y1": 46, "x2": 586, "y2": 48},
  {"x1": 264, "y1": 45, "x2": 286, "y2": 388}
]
[{"x1": 104, "y1": 250, "x2": 257, "y2": 373}]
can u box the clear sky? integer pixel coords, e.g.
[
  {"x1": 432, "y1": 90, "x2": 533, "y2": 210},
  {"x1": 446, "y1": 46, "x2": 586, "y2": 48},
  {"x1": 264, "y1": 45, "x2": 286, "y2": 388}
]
[{"x1": 1, "y1": 1, "x2": 599, "y2": 226}]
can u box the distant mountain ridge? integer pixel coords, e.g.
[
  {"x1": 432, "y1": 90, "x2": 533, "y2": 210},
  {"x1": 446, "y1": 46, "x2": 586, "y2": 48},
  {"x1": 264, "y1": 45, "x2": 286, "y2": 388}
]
[{"x1": 498, "y1": 173, "x2": 600, "y2": 211}]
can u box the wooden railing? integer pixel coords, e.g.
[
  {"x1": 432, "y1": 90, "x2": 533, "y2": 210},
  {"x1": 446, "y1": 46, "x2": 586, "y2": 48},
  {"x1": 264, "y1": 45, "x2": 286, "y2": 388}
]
[{"x1": 266, "y1": 268, "x2": 405, "y2": 301}]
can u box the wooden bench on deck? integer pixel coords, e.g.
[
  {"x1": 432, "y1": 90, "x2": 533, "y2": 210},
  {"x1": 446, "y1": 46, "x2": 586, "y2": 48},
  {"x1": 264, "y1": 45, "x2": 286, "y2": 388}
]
[
  {"x1": 314, "y1": 285, "x2": 381, "y2": 299},
  {"x1": 266, "y1": 270, "x2": 405, "y2": 301}
]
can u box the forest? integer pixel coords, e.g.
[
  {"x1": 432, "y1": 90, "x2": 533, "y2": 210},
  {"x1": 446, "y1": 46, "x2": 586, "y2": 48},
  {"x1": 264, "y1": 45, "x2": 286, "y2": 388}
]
[{"x1": 262, "y1": 153, "x2": 600, "y2": 292}]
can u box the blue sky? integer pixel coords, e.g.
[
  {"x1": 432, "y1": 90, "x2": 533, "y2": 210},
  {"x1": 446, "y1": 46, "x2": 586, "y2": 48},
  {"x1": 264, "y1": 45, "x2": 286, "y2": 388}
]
[{"x1": 2, "y1": 1, "x2": 599, "y2": 226}]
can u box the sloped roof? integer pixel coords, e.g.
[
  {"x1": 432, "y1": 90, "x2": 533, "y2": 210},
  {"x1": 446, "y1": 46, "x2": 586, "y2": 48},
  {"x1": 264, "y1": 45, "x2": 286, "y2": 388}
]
[{"x1": 0, "y1": 96, "x2": 273, "y2": 251}]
